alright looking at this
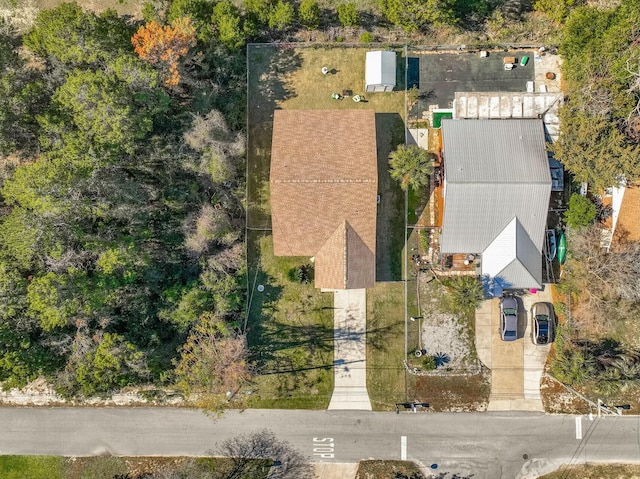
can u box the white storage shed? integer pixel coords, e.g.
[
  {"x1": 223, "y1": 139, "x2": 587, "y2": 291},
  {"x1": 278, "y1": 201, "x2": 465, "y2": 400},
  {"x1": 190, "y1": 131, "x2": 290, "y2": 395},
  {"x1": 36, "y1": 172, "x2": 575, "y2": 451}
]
[{"x1": 365, "y1": 51, "x2": 396, "y2": 93}]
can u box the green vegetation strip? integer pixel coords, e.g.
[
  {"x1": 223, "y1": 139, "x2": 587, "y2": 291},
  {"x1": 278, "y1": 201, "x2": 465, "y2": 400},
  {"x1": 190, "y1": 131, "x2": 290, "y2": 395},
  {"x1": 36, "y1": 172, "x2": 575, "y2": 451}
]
[
  {"x1": 356, "y1": 460, "x2": 423, "y2": 478},
  {"x1": 432, "y1": 112, "x2": 452, "y2": 128},
  {"x1": 0, "y1": 456, "x2": 66, "y2": 479},
  {"x1": 0, "y1": 456, "x2": 269, "y2": 479},
  {"x1": 246, "y1": 232, "x2": 333, "y2": 409},
  {"x1": 366, "y1": 283, "x2": 407, "y2": 410}
]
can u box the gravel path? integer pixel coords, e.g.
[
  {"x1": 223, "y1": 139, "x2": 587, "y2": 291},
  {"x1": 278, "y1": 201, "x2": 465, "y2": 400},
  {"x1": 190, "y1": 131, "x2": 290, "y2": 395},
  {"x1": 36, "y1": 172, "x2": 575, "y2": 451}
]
[
  {"x1": 422, "y1": 312, "x2": 477, "y2": 370},
  {"x1": 416, "y1": 274, "x2": 480, "y2": 372}
]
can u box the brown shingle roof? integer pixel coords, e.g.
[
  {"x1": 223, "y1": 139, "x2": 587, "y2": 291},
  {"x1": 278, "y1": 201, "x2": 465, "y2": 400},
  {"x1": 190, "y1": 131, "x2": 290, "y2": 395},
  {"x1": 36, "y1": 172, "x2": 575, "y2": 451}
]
[
  {"x1": 270, "y1": 110, "x2": 377, "y2": 289},
  {"x1": 612, "y1": 183, "x2": 640, "y2": 248}
]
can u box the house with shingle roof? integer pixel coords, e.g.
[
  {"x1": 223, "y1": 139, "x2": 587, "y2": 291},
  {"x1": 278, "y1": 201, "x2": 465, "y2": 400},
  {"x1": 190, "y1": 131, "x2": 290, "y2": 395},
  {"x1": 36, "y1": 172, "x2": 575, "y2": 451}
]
[
  {"x1": 606, "y1": 182, "x2": 640, "y2": 250},
  {"x1": 270, "y1": 110, "x2": 378, "y2": 290},
  {"x1": 440, "y1": 118, "x2": 551, "y2": 290}
]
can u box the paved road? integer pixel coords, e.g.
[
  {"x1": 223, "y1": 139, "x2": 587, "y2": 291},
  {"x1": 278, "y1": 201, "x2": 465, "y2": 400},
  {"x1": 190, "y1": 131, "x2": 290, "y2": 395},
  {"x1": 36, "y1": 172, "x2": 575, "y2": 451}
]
[{"x1": 0, "y1": 408, "x2": 638, "y2": 478}]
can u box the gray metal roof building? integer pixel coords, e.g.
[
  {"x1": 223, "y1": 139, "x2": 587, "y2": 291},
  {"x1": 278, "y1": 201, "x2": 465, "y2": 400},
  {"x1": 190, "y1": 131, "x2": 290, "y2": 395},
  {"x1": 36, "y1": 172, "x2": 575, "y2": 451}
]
[{"x1": 440, "y1": 119, "x2": 551, "y2": 289}]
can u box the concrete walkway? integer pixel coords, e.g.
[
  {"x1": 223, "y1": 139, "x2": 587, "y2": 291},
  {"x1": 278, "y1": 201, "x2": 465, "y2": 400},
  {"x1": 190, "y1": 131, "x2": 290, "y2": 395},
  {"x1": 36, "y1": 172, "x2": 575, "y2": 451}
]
[
  {"x1": 313, "y1": 463, "x2": 357, "y2": 479},
  {"x1": 476, "y1": 288, "x2": 553, "y2": 411},
  {"x1": 328, "y1": 289, "x2": 372, "y2": 410}
]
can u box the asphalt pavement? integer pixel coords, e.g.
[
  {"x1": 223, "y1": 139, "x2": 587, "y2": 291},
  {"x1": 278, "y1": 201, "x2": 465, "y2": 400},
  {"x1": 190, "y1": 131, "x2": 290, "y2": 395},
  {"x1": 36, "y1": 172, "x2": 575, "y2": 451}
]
[{"x1": 0, "y1": 408, "x2": 638, "y2": 478}]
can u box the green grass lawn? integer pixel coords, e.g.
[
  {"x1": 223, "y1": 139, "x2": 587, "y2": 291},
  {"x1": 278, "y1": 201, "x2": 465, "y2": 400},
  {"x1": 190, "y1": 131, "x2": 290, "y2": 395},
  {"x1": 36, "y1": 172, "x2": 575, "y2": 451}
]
[
  {"x1": 366, "y1": 282, "x2": 408, "y2": 410},
  {"x1": 246, "y1": 231, "x2": 334, "y2": 409},
  {"x1": 0, "y1": 456, "x2": 268, "y2": 479},
  {"x1": 407, "y1": 187, "x2": 431, "y2": 225},
  {"x1": 375, "y1": 113, "x2": 406, "y2": 282},
  {"x1": 246, "y1": 45, "x2": 408, "y2": 408},
  {"x1": 0, "y1": 456, "x2": 66, "y2": 479}
]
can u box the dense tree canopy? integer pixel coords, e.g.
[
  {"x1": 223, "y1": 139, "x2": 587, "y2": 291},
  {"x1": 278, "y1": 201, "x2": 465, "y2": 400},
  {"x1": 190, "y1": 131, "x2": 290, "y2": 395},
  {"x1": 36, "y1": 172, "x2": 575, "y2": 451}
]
[
  {"x1": 554, "y1": 0, "x2": 640, "y2": 189},
  {"x1": 24, "y1": 3, "x2": 134, "y2": 66},
  {"x1": 380, "y1": 0, "x2": 457, "y2": 32},
  {"x1": 0, "y1": 2, "x2": 247, "y2": 399}
]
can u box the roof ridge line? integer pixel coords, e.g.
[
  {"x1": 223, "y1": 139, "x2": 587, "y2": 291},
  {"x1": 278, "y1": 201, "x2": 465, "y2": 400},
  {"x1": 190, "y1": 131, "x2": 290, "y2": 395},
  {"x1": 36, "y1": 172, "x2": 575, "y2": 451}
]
[
  {"x1": 273, "y1": 179, "x2": 376, "y2": 183},
  {"x1": 343, "y1": 220, "x2": 349, "y2": 287},
  {"x1": 448, "y1": 180, "x2": 552, "y2": 184}
]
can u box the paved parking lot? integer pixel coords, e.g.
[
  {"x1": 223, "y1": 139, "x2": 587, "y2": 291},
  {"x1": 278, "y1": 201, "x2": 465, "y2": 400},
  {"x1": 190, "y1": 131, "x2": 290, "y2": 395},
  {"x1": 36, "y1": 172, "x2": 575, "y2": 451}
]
[
  {"x1": 475, "y1": 288, "x2": 553, "y2": 411},
  {"x1": 408, "y1": 50, "x2": 535, "y2": 115}
]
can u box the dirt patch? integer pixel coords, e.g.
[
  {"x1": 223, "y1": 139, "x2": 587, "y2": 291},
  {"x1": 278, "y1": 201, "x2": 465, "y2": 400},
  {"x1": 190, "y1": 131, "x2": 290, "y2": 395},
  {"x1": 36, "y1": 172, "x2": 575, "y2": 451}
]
[
  {"x1": 538, "y1": 463, "x2": 640, "y2": 479},
  {"x1": 540, "y1": 374, "x2": 590, "y2": 415},
  {"x1": 411, "y1": 370, "x2": 490, "y2": 412},
  {"x1": 403, "y1": 269, "x2": 488, "y2": 411},
  {"x1": 417, "y1": 312, "x2": 479, "y2": 371},
  {"x1": 356, "y1": 460, "x2": 424, "y2": 479}
]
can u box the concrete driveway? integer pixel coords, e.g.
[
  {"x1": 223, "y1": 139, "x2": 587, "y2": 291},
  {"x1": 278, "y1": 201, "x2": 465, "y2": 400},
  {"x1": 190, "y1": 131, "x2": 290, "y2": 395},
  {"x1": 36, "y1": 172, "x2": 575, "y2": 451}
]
[
  {"x1": 328, "y1": 289, "x2": 372, "y2": 410},
  {"x1": 475, "y1": 288, "x2": 553, "y2": 411}
]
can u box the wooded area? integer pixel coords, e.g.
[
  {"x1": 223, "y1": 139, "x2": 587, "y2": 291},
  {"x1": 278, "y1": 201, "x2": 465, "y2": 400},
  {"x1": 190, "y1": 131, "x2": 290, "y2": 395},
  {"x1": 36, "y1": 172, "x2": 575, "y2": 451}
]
[
  {"x1": 552, "y1": 0, "x2": 640, "y2": 190},
  {"x1": 0, "y1": 2, "x2": 248, "y2": 399},
  {"x1": 1, "y1": 0, "x2": 639, "y2": 403}
]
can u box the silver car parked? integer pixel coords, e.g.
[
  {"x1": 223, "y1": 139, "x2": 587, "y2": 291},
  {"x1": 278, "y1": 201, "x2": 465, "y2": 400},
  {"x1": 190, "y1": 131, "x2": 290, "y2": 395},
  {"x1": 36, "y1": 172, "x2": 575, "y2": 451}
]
[
  {"x1": 500, "y1": 296, "x2": 518, "y2": 341},
  {"x1": 531, "y1": 302, "x2": 555, "y2": 345}
]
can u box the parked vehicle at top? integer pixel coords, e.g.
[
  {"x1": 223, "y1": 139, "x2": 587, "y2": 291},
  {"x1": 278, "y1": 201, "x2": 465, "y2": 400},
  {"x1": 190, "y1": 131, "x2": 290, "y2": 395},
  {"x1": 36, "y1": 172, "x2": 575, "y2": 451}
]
[
  {"x1": 531, "y1": 302, "x2": 555, "y2": 345},
  {"x1": 499, "y1": 296, "x2": 518, "y2": 341},
  {"x1": 503, "y1": 56, "x2": 516, "y2": 71},
  {"x1": 520, "y1": 56, "x2": 529, "y2": 66}
]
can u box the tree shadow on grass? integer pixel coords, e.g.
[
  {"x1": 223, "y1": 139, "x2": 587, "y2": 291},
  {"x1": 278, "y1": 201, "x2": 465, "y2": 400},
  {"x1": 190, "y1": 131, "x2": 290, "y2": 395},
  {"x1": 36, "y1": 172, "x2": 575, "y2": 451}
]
[
  {"x1": 248, "y1": 314, "x2": 333, "y2": 396},
  {"x1": 375, "y1": 112, "x2": 406, "y2": 282},
  {"x1": 248, "y1": 45, "x2": 302, "y2": 125},
  {"x1": 247, "y1": 45, "x2": 303, "y2": 228},
  {"x1": 367, "y1": 316, "x2": 403, "y2": 352},
  {"x1": 250, "y1": 319, "x2": 333, "y2": 367}
]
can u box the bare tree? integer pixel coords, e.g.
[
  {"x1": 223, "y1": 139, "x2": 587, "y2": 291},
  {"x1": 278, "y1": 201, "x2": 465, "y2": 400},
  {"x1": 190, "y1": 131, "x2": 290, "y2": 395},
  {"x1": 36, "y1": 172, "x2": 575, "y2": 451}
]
[
  {"x1": 183, "y1": 110, "x2": 245, "y2": 184},
  {"x1": 564, "y1": 225, "x2": 640, "y2": 338},
  {"x1": 183, "y1": 204, "x2": 239, "y2": 256},
  {"x1": 213, "y1": 429, "x2": 314, "y2": 479},
  {"x1": 206, "y1": 242, "x2": 243, "y2": 274},
  {"x1": 174, "y1": 313, "x2": 252, "y2": 405}
]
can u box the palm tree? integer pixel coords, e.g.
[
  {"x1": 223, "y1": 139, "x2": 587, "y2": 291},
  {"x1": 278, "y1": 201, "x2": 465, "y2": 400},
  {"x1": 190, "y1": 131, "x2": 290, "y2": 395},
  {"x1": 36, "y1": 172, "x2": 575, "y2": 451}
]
[
  {"x1": 549, "y1": 347, "x2": 596, "y2": 385},
  {"x1": 610, "y1": 357, "x2": 640, "y2": 380},
  {"x1": 445, "y1": 276, "x2": 484, "y2": 313},
  {"x1": 388, "y1": 144, "x2": 434, "y2": 191}
]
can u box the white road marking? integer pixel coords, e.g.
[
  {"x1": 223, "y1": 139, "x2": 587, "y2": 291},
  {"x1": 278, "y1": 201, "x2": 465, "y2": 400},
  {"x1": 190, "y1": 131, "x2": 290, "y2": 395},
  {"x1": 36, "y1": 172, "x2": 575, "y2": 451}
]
[
  {"x1": 401, "y1": 435, "x2": 407, "y2": 460},
  {"x1": 312, "y1": 437, "x2": 334, "y2": 459},
  {"x1": 575, "y1": 416, "x2": 582, "y2": 440}
]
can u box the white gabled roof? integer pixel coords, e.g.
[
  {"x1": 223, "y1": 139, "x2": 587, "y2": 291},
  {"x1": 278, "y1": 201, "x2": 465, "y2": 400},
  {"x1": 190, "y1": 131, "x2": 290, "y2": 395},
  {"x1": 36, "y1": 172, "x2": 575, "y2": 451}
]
[
  {"x1": 365, "y1": 51, "x2": 396, "y2": 87},
  {"x1": 481, "y1": 218, "x2": 542, "y2": 289},
  {"x1": 440, "y1": 119, "x2": 551, "y2": 289}
]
